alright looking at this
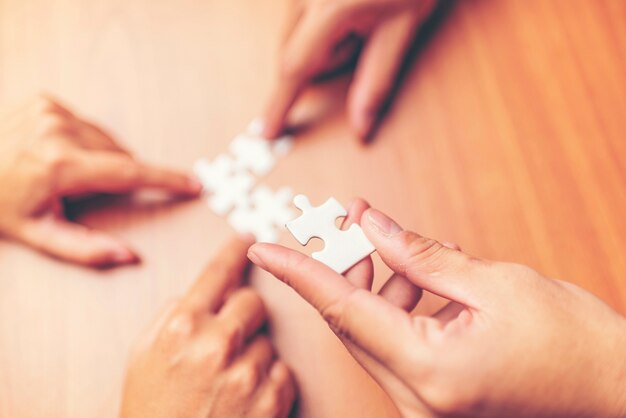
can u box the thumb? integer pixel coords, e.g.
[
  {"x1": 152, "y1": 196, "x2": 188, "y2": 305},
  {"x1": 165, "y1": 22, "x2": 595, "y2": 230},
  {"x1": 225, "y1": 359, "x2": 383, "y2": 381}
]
[
  {"x1": 362, "y1": 208, "x2": 490, "y2": 307},
  {"x1": 16, "y1": 216, "x2": 139, "y2": 268}
]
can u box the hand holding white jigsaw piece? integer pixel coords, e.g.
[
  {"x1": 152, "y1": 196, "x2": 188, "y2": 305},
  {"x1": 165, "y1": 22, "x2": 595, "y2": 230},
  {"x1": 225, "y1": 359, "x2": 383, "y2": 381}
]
[{"x1": 286, "y1": 195, "x2": 376, "y2": 274}]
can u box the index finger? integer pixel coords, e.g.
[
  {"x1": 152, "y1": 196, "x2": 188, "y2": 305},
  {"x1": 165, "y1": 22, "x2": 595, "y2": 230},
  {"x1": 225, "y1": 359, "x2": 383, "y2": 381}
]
[
  {"x1": 248, "y1": 243, "x2": 421, "y2": 368},
  {"x1": 263, "y1": 7, "x2": 346, "y2": 138},
  {"x1": 55, "y1": 151, "x2": 202, "y2": 196},
  {"x1": 182, "y1": 236, "x2": 255, "y2": 314}
]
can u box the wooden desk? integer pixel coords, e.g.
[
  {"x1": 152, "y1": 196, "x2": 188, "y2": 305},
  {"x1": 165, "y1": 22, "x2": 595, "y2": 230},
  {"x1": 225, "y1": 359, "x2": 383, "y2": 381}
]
[{"x1": 1, "y1": 1, "x2": 625, "y2": 417}]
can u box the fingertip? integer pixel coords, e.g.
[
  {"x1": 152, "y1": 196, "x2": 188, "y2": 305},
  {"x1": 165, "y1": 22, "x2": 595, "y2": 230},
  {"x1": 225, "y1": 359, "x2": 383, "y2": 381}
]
[
  {"x1": 108, "y1": 248, "x2": 141, "y2": 265},
  {"x1": 352, "y1": 109, "x2": 375, "y2": 142},
  {"x1": 269, "y1": 360, "x2": 292, "y2": 383},
  {"x1": 247, "y1": 244, "x2": 269, "y2": 270},
  {"x1": 83, "y1": 247, "x2": 140, "y2": 269},
  {"x1": 185, "y1": 176, "x2": 204, "y2": 195},
  {"x1": 348, "y1": 90, "x2": 378, "y2": 142},
  {"x1": 362, "y1": 208, "x2": 403, "y2": 237},
  {"x1": 342, "y1": 198, "x2": 371, "y2": 228},
  {"x1": 247, "y1": 244, "x2": 302, "y2": 277},
  {"x1": 262, "y1": 119, "x2": 281, "y2": 140}
]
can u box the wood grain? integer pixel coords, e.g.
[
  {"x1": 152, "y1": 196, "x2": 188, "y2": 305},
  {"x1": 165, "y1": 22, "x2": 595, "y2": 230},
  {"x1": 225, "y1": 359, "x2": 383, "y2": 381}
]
[{"x1": 1, "y1": 0, "x2": 625, "y2": 417}]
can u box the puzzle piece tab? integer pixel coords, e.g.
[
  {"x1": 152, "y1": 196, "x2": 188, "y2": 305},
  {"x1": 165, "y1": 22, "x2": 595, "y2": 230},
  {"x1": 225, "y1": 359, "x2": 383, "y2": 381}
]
[
  {"x1": 228, "y1": 186, "x2": 296, "y2": 243},
  {"x1": 230, "y1": 134, "x2": 276, "y2": 176},
  {"x1": 193, "y1": 154, "x2": 255, "y2": 216},
  {"x1": 229, "y1": 119, "x2": 294, "y2": 176},
  {"x1": 286, "y1": 195, "x2": 375, "y2": 274}
]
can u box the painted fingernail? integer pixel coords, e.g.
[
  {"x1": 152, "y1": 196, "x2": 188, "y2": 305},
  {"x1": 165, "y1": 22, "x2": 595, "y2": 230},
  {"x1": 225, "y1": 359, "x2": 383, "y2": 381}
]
[
  {"x1": 367, "y1": 209, "x2": 402, "y2": 236},
  {"x1": 247, "y1": 248, "x2": 267, "y2": 270}
]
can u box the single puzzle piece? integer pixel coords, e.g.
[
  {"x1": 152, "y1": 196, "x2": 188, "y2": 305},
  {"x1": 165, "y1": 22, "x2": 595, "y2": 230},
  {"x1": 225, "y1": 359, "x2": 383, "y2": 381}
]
[
  {"x1": 228, "y1": 186, "x2": 296, "y2": 243},
  {"x1": 193, "y1": 154, "x2": 255, "y2": 216},
  {"x1": 286, "y1": 195, "x2": 375, "y2": 274}
]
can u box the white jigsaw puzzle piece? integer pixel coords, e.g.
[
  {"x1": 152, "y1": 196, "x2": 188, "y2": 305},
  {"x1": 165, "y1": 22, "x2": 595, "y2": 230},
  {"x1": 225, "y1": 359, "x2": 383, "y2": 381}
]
[
  {"x1": 228, "y1": 186, "x2": 296, "y2": 243},
  {"x1": 193, "y1": 154, "x2": 255, "y2": 216},
  {"x1": 286, "y1": 194, "x2": 375, "y2": 274},
  {"x1": 230, "y1": 133, "x2": 276, "y2": 176},
  {"x1": 247, "y1": 118, "x2": 265, "y2": 137},
  {"x1": 245, "y1": 117, "x2": 294, "y2": 159}
]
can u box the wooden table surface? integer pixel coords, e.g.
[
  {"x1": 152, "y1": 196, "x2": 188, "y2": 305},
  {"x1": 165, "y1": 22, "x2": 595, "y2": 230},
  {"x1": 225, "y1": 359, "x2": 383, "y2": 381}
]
[{"x1": 1, "y1": 1, "x2": 625, "y2": 417}]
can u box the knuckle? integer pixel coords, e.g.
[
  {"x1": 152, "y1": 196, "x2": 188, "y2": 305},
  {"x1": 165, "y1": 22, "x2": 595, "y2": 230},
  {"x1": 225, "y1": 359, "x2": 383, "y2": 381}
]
[
  {"x1": 270, "y1": 361, "x2": 292, "y2": 386},
  {"x1": 36, "y1": 113, "x2": 70, "y2": 137},
  {"x1": 319, "y1": 288, "x2": 362, "y2": 339},
  {"x1": 198, "y1": 323, "x2": 241, "y2": 367},
  {"x1": 117, "y1": 160, "x2": 141, "y2": 182},
  {"x1": 227, "y1": 363, "x2": 262, "y2": 396},
  {"x1": 161, "y1": 311, "x2": 197, "y2": 340},
  {"x1": 37, "y1": 143, "x2": 72, "y2": 175},
  {"x1": 422, "y1": 380, "x2": 477, "y2": 417},
  {"x1": 399, "y1": 232, "x2": 450, "y2": 273},
  {"x1": 257, "y1": 388, "x2": 283, "y2": 416}
]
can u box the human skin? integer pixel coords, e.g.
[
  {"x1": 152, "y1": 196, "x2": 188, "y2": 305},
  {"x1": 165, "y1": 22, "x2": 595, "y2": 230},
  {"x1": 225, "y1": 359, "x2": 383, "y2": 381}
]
[
  {"x1": 120, "y1": 237, "x2": 296, "y2": 418},
  {"x1": 248, "y1": 199, "x2": 626, "y2": 418},
  {"x1": 263, "y1": 0, "x2": 437, "y2": 141},
  {"x1": 0, "y1": 95, "x2": 201, "y2": 267}
]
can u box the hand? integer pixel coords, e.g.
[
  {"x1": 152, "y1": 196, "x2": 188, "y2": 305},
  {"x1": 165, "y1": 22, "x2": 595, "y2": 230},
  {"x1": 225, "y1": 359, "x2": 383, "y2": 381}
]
[
  {"x1": 0, "y1": 95, "x2": 201, "y2": 267},
  {"x1": 120, "y1": 237, "x2": 296, "y2": 418},
  {"x1": 263, "y1": 0, "x2": 438, "y2": 141},
  {"x1": 248, "y1": 200, "x2": 626, "y2": 418}
]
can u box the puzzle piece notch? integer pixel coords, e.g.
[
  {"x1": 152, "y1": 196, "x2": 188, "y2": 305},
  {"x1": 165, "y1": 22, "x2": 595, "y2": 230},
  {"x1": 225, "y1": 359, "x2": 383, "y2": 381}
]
[
  {"x1": 193, "y1": 154, "x2": 255, "y2": 216},
  {"x1": 286, "y1": 195, "x2": 375, "y2": 274},
  {"x1": 228, "y1": 186, "x2": 296, "y2": 243}
]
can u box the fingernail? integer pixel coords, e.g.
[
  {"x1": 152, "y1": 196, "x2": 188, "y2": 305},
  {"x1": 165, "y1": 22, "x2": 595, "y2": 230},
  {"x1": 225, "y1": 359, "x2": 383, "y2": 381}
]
[
  {"x1": 247, "y1": 248, "x2": 267, "y2": 270},
  {"x1": 187, "y1": 177, "x2": 203, "y2": 193},
  {"x1": 367, "y1": 209, "x2": 402, "y2": 236},
  {"x1": 355, "y1": 111, "x2": 374, "y2": 140},
  {"x1": 111, "y1": 249, "x2": 138, "y2": 264}
]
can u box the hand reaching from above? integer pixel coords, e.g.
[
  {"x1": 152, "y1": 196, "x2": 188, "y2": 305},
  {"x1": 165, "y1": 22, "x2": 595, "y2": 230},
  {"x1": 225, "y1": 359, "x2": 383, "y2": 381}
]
[
  {"x1": 0, "y1": 95, "x2": 201, "y2": 267},
  {"x1": 248, "y1": 199, "x2": 626, "y2": 418},
  {"x1": 120, "y1": 237, "x2": 296, "y2": 418},
  {"x1": 263, "y1": 0, "x2": 438, "y2": 141}
]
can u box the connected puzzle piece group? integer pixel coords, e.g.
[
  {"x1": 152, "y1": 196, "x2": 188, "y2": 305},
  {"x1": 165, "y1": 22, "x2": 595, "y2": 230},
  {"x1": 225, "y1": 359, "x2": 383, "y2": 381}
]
[
  {"x1": 194, "y1": 120, "x2": 375, "y2": 273},
  {"x1": 194, "y1": 120, "x2": 296, "y2": 243}
]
